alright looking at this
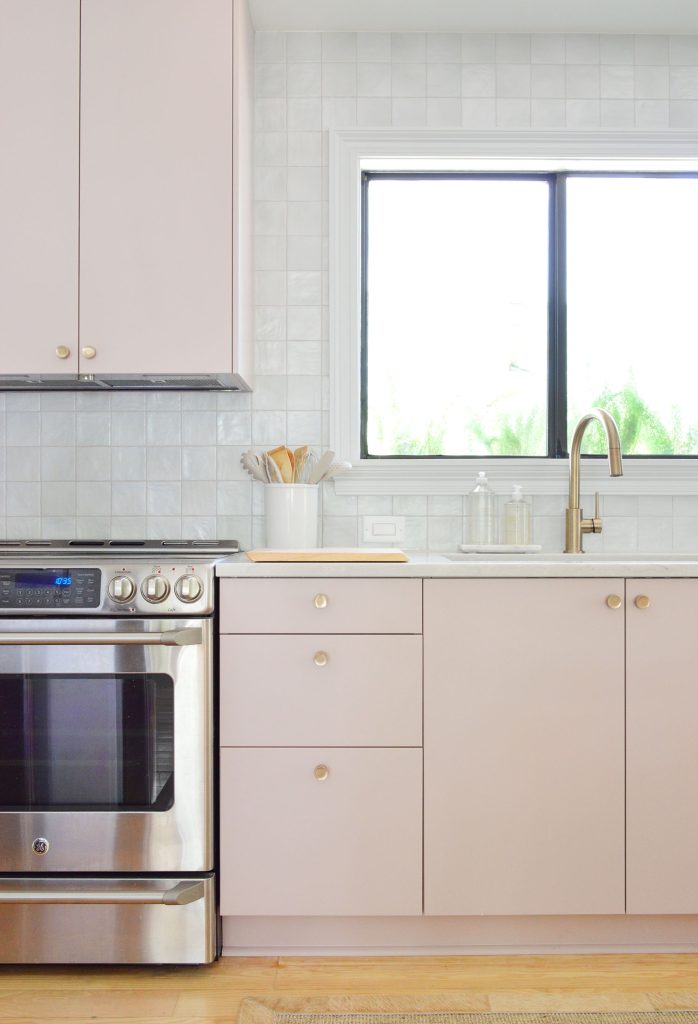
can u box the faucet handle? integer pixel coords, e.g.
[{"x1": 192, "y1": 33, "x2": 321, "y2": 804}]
[{"x1": 591, "y1": 491, "x2": 603, "y2": 534}]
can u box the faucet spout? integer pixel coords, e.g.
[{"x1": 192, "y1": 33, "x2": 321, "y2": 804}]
[{"x1": 564, "y1": 408, "x2": 623, "y2": 554}]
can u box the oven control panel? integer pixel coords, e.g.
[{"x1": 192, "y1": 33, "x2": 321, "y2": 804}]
[
  {"x1": 0, "y1": 568, "x2": 101, "y2": 609},
  {"x1": 102, "y1": 563, "x2": 213, "y2": 615},
  {"x1": 0, "y1": 562, "x2": 215, "y2": 615}
]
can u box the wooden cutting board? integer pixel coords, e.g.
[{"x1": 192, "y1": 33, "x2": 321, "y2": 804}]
[{"x1": 246, "y1": 548, "x2": 408, "y2": 562}]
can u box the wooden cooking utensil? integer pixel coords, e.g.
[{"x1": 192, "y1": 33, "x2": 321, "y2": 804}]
[{"x1": 267, "y1": 445, "x2": 294, "y2": 483}]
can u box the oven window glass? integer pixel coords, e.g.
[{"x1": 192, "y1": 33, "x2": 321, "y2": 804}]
[{"x1": 0, "y1": 674, "x2": 174, "y2": 811}]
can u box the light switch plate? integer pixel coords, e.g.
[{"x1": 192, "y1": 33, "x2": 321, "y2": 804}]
[{"x1": 362, "y1": 515, "x2": 406, "y2": 543}]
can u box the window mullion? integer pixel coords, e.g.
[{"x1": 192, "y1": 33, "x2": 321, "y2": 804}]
[
  {"x1": 360, "y1": 172, "x2": 369, "y2": 459},
  {"x1": 550, "y1": 172, "x2": 568, "y2": 457}
]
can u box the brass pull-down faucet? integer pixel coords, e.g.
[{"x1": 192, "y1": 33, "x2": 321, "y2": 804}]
[{"x1": 564, "y1": 408, "x2": 623, "y2": 554}]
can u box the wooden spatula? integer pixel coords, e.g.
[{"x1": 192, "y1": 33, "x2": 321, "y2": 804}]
[{"x1": 267, "y1": 445, "x2": 295, "y2": 483}]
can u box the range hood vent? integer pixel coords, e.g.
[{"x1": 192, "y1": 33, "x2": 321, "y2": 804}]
[{"x1": 0, "y1": 374, "x2": 249, "y2": 392}]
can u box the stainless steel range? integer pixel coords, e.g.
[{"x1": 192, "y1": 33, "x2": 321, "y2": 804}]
[{"x1": 0, "y1": 539, "x2": 238, "y2": 965}]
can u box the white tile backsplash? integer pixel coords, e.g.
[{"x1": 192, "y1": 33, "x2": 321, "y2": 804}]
[
  {"x1": 427, "y1": 33, "x2": 461, "y2": 63},
  {"x1": 638, "y1": 516, "x2": 673, "y2": 552},
  {"x1": 564, "y1": 34, "x2": 600, "y2": 64},
  {"x1": 600, "y1": 35, "x2": 635, "y2": 65},
  {"x1": 531, "y1": 34, "x2": 565, "y2": 64},
  {"x1": 635, "y1": 36, "x2": 670, "y2": 65},
  {"x1": 531, "y1": 65, "x2": 565, "y2": 97},
  {"x1": 2, "y1": 29, "x2": 698, "y2": 550},
  {"x1": 496, "y1": 34, "x2": 531, "y2": 64},
  {"x1": 391, "y1": 33, "x2": 426, "y2": 63}
]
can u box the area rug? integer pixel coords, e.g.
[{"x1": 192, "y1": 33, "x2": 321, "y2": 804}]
[{"x1": 238, "y1": 1000, "x2": 698, "y2": 1024}]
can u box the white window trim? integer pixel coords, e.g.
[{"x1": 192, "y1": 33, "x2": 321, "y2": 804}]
[{"x1": 329, "y1": 128, "x2": 698, "y2": 495}]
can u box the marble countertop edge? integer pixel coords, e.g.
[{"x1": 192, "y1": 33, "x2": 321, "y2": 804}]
[{"x1": 215, "y1": 552, "x2": 698, "y2": 579}]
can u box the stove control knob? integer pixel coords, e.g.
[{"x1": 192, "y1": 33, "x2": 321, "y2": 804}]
[
  {"x1": 175, "y1": 574, "x2": 203, "y2": 603},
  {"x1": 141, "y1": 574, "x2": 170, "y2": 603},
  {"x1": 109, "y1": 575, "x2": 136, "y2": 603}
]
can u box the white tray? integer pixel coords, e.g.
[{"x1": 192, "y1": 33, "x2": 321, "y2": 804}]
[{"x1": 458, "y1": 543, "x2": 542, "y2": 554}]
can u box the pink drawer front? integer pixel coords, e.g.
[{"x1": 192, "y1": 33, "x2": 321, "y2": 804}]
[
  {"x1": 219, "y1": 578, "x2": 422, "y2": 634},
  {"x1": 220, "y1": 634, "x2": 422, "y2": 747},
  {"x1": 220, "y1": 747, "x2": 422, "y2": 916}
]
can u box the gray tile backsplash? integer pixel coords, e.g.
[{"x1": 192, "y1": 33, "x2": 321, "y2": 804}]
[{"x1": 3, "y1": 30, "x2": 698, "y2": 551}]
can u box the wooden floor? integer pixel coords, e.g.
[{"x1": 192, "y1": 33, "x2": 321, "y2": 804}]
[{"x1": 1, "y1": 954, "x2": 698, "y2": 1024}]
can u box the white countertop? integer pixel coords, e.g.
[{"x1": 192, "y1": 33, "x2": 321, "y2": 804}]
[{"x1": 216, "y1": 551, "x2": 698, "y2": 578}]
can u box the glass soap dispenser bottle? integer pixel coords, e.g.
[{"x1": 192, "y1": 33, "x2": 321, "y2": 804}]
[
  {"x1": 503, "y1": 484, "x2": 532, "y2": 545},
  {"x1": 467, "y1": 471, "x2": 498, "y2": 544}
]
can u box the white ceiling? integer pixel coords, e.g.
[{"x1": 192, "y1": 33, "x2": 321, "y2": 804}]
[{"x1": 249, "y1": 0, "x2": 698, "y2": 34}]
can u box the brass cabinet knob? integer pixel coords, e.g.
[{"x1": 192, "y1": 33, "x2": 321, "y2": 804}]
[
  {"x1": 314, "y1": 593, "x2": 328, "y2": 609},
  {"x1": 606, "y1": 594, "x2": 622, "y2": 609},
  {"x1": 81, "y1": 346, "x2": 97, "y2": 359},
  {"x1": 55, "y1": 346, "x2": 71, "y2": 360},
  {"x1": 313, "y1": 651, "x2": 328, "y2": 667},
  {"x1": 314, "y1": 764, "x2": 329, "y2": 781},
  {"x1": 635, "y1": 594, "x2": 651, "y2": 610}
]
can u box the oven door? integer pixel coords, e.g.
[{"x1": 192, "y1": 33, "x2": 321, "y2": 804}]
[{"x1": 0, "y1": 618, "x2": 212, "y2": 873}]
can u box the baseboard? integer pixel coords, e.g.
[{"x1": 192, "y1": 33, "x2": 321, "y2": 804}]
[{"x1": 222, "y1": 914, "x2": 698, "y2": 956}]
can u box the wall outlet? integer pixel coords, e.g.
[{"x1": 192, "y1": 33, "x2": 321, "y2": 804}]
[{"x1": 362, "y1": 515, "x2": 406, "y2": 544}]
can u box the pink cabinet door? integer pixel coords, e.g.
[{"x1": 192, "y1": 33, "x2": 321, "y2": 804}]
[
  {"x1": 220, "y1": 747, "x2": 422, "y2": 916},
  {"x1": 424, "y1": 579, "x2": 625, "y2": 916},
  {"x1": 220, "y1": 634, "x2": 422, "y2": 746},
  {"x1": 627, "y1": 579, "x2": 698, "y2": 913},
  {"x1": 79, "y1": 0, "x2": 233, "y2": 375},
  {"x1": 0, "y1": 0, "x2": 79, "y2": 373}
]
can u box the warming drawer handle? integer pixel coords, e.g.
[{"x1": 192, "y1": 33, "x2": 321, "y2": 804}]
[
  {"x1": 0, "y1": 628, "x2": 202, "y2": 647},
  {"x1": 0, "y1": 880, "x2": 205, "y2": 906}
]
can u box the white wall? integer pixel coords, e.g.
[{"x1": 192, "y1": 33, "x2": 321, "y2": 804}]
[
  {"x1": 251, "y1": 30, "x2": 698, "y2": 553},
  {"x1": 1, "y1": 31, "x2": 697, "y2": 550}
]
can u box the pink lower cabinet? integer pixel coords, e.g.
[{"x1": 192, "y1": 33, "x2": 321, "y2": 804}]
[
  {"x1": 220, "y1": 748, "x2": 422, "y2": 915},
  {"x1": 627, "y1": 580, "x2": 698, "y2": 913},
  {"x1": 424, "y1": 579, "x2": 625, "y2": 916}
]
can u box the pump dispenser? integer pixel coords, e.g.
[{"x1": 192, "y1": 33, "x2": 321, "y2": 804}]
[
  {"x1": 467, "y1": 471, "x2": 497, "y2": 544},
  {"x1": 503, "y1": 484, "x2": 532, "y2": 545}
]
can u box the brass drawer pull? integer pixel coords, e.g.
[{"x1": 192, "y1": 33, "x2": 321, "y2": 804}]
[
  {"x1": 635, "y1": 594, "x2": 650, "y2": 609},
  {"x1": 606, "y1": 594, "x2": 622, "y2": 609},
  {"x1": 55, "y1": 345, "x2": 71, "y2": 360},
  {"x1": 314, "y1": 593, "x2": 328, "y2": 609},
  {"x1": 313, "y1": 651, "x2": 328, "y2": 667},
  {"x1": 314, "y1": 764, "x2": 329, "y2": 781}
]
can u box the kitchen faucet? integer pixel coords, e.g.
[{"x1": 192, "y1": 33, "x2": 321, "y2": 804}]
[{"x1": 564, "y1": 408, "x2": 623, "y2": 554}]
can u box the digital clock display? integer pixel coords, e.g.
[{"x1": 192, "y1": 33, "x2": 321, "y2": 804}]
[{"x1": 15, "y1": 572, "x2": 73, "y2": 589}]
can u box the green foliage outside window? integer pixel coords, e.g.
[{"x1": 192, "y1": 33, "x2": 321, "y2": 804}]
[{"x1": 373, "y1": 382, "x2": 698, "y2": 458}]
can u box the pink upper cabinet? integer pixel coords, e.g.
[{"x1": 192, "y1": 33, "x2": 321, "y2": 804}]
[
  {"x1": 0, "y1": 0, "x2": 79, "y2": 374},
  {"x1": 627, "y1": 579, "x2": 698, "y2": 914},
  {"x1": 424, "y1": 578, "x2": 625, "y2": 916},
  {"x1": 79, "y1": 0, "x2": 238, "y2": 376}
]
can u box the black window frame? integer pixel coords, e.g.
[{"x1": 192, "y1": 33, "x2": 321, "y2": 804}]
[{"x1": 360, "y1": 169, "x2": 698, "y2": 460}]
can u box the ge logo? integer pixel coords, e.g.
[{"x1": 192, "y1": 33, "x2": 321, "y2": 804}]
[{"x1": 32, "y1": 837, "x2": 49, "y2": 856}]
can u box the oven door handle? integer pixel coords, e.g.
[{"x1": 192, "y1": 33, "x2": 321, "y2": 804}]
[
  {"x1": 0, "y1": 627, "x2": 202, "y2": 647},
  {"x1": 0, "y1": 880, "x2": 205, "y2": 906}
]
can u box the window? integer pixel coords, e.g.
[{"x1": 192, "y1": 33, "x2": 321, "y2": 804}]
[{"x1": 361, "y1": 170, "x2": 698, "y2": 459}]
